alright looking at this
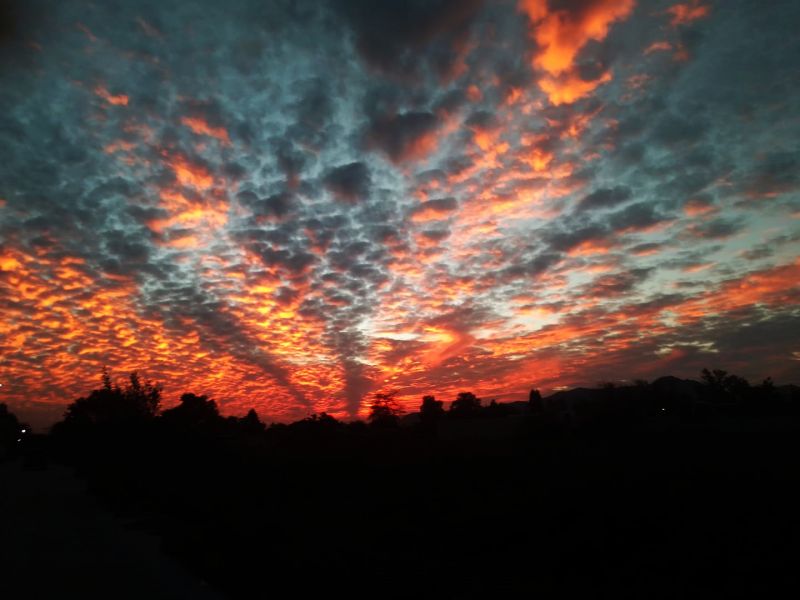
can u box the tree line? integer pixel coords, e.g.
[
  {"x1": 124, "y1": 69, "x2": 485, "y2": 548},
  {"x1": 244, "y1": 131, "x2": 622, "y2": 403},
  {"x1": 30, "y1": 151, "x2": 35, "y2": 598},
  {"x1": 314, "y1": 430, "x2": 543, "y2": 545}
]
[{"x1": 2, "y1": 367, "x2": 800, "y2": 598}]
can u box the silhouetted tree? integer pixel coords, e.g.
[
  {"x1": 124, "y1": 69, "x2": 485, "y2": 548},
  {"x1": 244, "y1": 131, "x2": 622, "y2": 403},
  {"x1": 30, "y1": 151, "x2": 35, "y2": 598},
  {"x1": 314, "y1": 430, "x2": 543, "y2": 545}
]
[
  {"x1": 368, "y1": 391, "x2": 403, "y2": 428},
  {"x1": 700, "y1": 368, "x2": 728, "y2": 390},
  {"x1": 240, "y1": 408, "x2": 266, "y2": 433},
  {"x1": 449, "y1": 392, "x2": 481, "y2": 418},
  {"x1": 291, "y1": 412, "x2": 341, "y2": 434},
  {"x1": 125, "y1": 371, "x2": 162, "y2": 417},
  {"x1": 419, "y1": 395, "x2": 445, "y2": 427},
  {"x1": 57, "y1": 370, "x2": 162, "y2": 430},
  {"x1": 529, "y1": 389, "x2": 543, "y2": 414},
  {"x1": 701, "y1": 368, "x2": 750, "y2": 404},
  {"x1": 306, "y1": 412, "x2": 339, "y2": 426},
  {"x1": 161, "y1": 393, "x2": 220, "y2": 428}
]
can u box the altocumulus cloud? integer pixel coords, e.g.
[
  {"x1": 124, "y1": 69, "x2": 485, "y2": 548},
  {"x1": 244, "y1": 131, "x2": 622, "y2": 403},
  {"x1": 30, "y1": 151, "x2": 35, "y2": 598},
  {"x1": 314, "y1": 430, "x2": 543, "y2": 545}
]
[{"x1": 0, "y1": 0, "x2": 799, "y2": 428}]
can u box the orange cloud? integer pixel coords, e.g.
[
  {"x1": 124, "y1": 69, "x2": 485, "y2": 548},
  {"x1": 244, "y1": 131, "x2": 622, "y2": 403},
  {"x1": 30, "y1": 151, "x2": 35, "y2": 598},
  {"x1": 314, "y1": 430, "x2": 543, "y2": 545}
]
[
  {"x1": 645, "y1": 41, "x2": 672, "y2": 54},
  {"x1": 167, "y1": 155, "x2": 214, "y2": 190},
  {"x1": 675, "y1": 259, "x2": 800, "y2": 323},
  {"x1": 666, "y1": 1, "x2": 710, "y2": 27},
  {"x1": 103, "y1": 140, "x2": 136, "y2": 154},
  {"x1": 682, "y1": 262, "x2": 713, "y2": 273},
  {"x1": 539, "y1": 70, "x2": 612, "y2": 106},
  {"x1": 421, "y1": 326, "x2": 476, "y2": 367},
  {"x1": 683, "y1": 198, "x2": 717, "y2": 217},
  {"x1": 0, "y1": 242, "x2": 351, "y2": 425},
  {"x1": 530, "y1": 0, "x2": 635, "y2": 76},
  {"x1": 94, "y1": 85, "x2": 129, "y2": 106},
  {"x1": 519, "y1": 0, "x2": 635, "y2": 104},
  {"x1": 396, "y1": 131, "x2": 440, "y2": 165},
  {"x1": 466, "y1": 84, "x2": 483, "y2": 102},
  {"x1": 180, "y1": 116, "x2": 231, "y2": 145},
  {"x1": 567, "y1": 237, "x2": 616, "y2": 256}
]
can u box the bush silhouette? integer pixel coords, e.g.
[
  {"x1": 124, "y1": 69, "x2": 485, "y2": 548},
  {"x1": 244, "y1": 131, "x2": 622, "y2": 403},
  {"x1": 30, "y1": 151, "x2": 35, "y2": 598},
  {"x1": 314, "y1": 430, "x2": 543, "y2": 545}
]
[
  {"x1": 161, "y1": 393, "x2": 220, "y2": 428},
  {"x1": 449, "y1": 391, "x2": 481, "y2": 418}
]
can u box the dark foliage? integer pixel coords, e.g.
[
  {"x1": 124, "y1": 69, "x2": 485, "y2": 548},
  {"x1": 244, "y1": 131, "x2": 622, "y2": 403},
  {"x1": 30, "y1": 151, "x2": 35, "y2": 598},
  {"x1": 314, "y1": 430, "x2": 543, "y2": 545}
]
[
  {"x1": 161, "y1": 393, "x2": 219, "y2": 429},
  {"x1": 55, "y1": 370, "x2": 161, "y2": 431},
  {"x1": 368, "y1": 390, "x2": 403, "y2": 428},
  {"x1": 529, "y1": 388, "x2": 543, "y2": 413},
  {"x1": 448, "y1": 391, "x2": 481, "y2": 418},
  {"x1": 419, "y1": 394, "x2": 445, "y2": 428}
]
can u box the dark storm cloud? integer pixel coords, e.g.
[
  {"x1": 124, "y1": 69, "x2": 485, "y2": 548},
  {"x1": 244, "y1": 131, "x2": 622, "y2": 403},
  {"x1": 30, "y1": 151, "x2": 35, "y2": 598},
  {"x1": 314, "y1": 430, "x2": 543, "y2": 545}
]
[
  {"x1": 287, "y1": 77, "x2": 334, "y2": 149},
  {"x1": 629, "y1": 242, "x2": 664, "y2": 256},
  {"x1": 546, "y1": 224, "x2": 608, "y2": 253},
  {"x1": 273, "y1": 137, "x2": 307, "y2": 187},
  {"x1": 576, "y1": 186, "x2": 633, "y2": 212},
  {"x1": 741, "y1": 245, "x2": 774, "y2": 262},
  {"x1": 237, "y1": 190, "x2": 294, "y2": 220},
  {"x1": 651, "y1": 112, "x2": 708, "y2": 147},
  {"x1": 742, "y1": 151, "x2": 800, "y2": 199},
  {"x1": 0, "y1": 0, "x2": 44, "y2": 67},
  {"x1": 496, "y1": 252, "x2": 562, "y2": 283},
  {"x1": 464, "y1": 109, "x2": 497, "y2": 129},
  {"x1": 364, "y1": 111, "x2": 439, "y2": 163},
  {"x1": 686, "y1": 217, "x2": 745, "y2": 240},
  {"x1": 103, "y1": 231, "x2": 152, "y2": 263},
  {"x1": 323, "y1": 162, "x2": 371, "y2": 203},
  {"x1": 583, "y1": 268, "x2": 654, "y2": 299},
  {"x1": 409, "y1": 196, "x2": 458, "y2": 217},
  {"x1": 741, "y1": 231, "x2": 800, "y2": 262},
  {"x1": 608, "y1": 202, "x2": 674, "y2": 233},
  {"x1": 331, "y1": 0, "x2": 483, "y2": 79},
  {"x1": 419, "y1": 227, "x2": 450, "y2": 242}
]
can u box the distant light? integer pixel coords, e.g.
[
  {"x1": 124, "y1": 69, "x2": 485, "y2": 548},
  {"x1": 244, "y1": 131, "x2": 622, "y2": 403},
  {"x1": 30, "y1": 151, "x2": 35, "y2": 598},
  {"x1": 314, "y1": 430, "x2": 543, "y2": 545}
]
[
  {"x1": 21, "y1": 429, "x2": 27, "y2": 434},
  {"x1": 661, "y1": 408, "x2": 666, "y2": 412},
  {"x1": 17, "y1": 438, "x2": 21, "y2": 443}
]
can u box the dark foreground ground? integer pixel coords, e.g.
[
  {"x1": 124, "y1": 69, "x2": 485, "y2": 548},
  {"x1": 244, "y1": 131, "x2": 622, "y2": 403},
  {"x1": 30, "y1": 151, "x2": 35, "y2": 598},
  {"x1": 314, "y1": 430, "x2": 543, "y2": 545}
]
[
  {"x1": 3, "y1": 416, "x2": 796, "y2": 599},
  {"x1": 0, "y1": 460, "x2": 222, "y2": 599}
]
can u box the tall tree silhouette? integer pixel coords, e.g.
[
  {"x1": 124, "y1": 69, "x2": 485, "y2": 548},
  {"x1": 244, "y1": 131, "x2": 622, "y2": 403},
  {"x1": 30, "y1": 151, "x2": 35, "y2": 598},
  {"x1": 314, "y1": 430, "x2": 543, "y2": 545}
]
[
  {"x1": 368, "y1": 391, "x2": 403, "y2": 428},
  {"x1": 238, "y1": 408, "x2": 266, "y2": 433},
  {"x1": 529, "y1": 389, "x2": 543, "y2": 414},
  {"x1": 419, "y1": 395, "x2": 445, "y2": 428}
]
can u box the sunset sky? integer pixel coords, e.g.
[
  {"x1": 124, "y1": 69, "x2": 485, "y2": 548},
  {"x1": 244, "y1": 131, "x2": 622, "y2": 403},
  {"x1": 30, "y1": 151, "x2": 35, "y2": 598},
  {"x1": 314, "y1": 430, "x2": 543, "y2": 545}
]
[{"x1": 1, "y1": 0, "x2": 799, "y2": 428}]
